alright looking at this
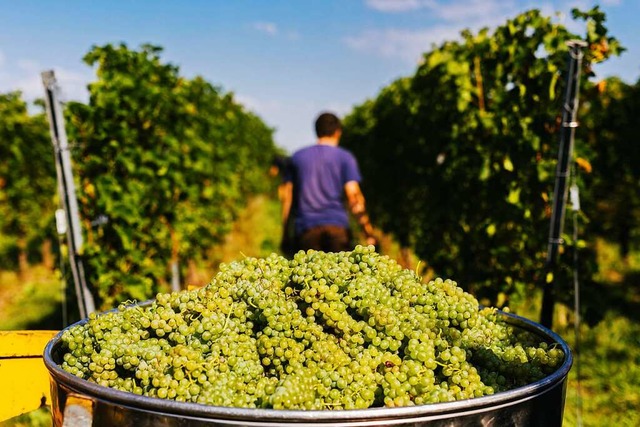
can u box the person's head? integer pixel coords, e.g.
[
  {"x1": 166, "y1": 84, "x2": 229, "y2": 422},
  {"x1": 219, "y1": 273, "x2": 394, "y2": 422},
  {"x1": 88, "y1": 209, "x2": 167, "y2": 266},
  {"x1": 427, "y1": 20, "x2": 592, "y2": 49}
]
[{"x1": 315, "y1": 112, "x2": 342, "y2": 139}]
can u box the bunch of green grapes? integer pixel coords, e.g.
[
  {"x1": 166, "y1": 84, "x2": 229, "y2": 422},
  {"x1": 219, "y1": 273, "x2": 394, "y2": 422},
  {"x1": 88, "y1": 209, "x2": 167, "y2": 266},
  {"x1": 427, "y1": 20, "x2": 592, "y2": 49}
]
[{"x1": 59, "y1": 246, "x2": 564, "y2": 410}]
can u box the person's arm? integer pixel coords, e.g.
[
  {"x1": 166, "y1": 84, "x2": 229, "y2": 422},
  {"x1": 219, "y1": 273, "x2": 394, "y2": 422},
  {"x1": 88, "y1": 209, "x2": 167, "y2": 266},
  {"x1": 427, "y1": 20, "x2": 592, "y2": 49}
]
[
  {"x1": 279, "y1": 181, "x2": 294, "y2": 253},
  {"x1": 344, "y1": 181, "x2": 376, "y2": 246},
  {"x1": 280, "y1": 181, "x2": 293, "y2": 227}
]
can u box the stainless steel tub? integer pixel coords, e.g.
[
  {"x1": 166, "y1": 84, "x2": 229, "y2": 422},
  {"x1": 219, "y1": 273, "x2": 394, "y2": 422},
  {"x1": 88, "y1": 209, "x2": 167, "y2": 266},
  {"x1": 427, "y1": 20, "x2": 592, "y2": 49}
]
[{"x1": 44, "y1": 311, "x2": 572, "y2": 427}]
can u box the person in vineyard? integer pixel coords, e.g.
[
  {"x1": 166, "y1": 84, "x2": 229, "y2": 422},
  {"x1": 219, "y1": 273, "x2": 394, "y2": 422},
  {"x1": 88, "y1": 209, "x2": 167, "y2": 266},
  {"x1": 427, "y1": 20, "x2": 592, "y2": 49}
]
[{"x1": 280, "y1": 112, "x2": 376, "y2": 253}]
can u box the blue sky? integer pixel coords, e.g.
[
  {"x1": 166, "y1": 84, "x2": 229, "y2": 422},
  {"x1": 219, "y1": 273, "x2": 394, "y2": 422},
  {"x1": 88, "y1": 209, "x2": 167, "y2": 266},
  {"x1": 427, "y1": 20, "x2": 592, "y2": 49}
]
[{"x1": 1, "y1": 0, "x2": 637, "y2": 153}]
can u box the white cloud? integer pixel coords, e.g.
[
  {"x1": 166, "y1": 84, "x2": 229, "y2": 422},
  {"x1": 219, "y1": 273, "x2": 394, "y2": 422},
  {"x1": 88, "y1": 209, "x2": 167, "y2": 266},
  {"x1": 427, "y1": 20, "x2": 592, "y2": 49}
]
[
  {"x1": 345, "y1": 26, "x2": 464, "y2": 63},
  {"x1": 0, "y1": 53, "x2": 90, "y2": 103},
  {"x1": 54, "y1": 68, "x2": 91, "y2": 102},
  {"x1": 16, "y1": 59, "x2": 40, "y2": 72},
  {"x1": 286, "y1": 30, "x2": 301, "y2": 41},
  {"x1": 251, "y1": 22, "x2": 302, "y2": 41},
  {"x1": 252, "y1": 21, "x2": 278, "y2": 36},
  {"x1": 366, "y1": 0, "x2": 516, "y2": 21},
  {"x1": 351, "y1": 0, "x2": 602, "y2": 62},
  {"x1": 234, "y1": 93, "x2": 282, "y2": 115},
  {"x1": 436, "y1": 0, "x2": 515, "y2": 23},
  {"x1": 353, "y1": 0, "x2": 519, "y2": 62},
  {"x1": 323, "y1": 102, "x2": 352, "y2": 117},
  {"x1": 366, "y1": 0, "x2": 437, "y2": 12}
]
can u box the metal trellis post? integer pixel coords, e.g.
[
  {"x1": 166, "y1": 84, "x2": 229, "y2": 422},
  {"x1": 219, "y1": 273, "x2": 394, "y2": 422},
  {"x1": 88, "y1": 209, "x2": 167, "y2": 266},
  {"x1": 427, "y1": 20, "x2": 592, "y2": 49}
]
[
  {"x1": 42, "y1": 70, "x2": 95, "y2": 319},
  {"x1": 540, "y1": 40, "x2": 588, "y2": 329}
]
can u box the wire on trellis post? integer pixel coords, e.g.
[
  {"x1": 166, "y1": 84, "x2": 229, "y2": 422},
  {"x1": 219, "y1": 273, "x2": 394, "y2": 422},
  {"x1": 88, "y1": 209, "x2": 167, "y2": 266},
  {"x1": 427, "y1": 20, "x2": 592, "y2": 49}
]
[{"x1": 570, "y1": 178, "x2": 583, "y2": 427}]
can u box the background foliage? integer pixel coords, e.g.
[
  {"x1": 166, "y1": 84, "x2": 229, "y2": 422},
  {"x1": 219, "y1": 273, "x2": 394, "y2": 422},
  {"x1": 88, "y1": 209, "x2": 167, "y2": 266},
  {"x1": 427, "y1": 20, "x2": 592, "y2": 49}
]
[
  {"x1": 580, "y1": 76, "x2": 640, "y2": 260},
  {"x1": 0, "y1": 93, "x2": 55, "y2": 273},
  {"x1": 0, "y1": 44, "x2": 278, "y2": 310},
  {"x1": 64, "y1": 43, "x2": 277, "y2": 307},
  {"x1": 342, "y1": 7, "x2": 630, "y2": 306}
]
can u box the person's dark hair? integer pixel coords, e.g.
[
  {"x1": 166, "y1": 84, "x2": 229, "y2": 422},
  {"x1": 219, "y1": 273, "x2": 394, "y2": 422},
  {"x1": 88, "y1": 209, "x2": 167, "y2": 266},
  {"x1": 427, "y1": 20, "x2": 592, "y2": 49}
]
[{"x1": 315, "y1": 112, "x2": 342, "y2": 138}]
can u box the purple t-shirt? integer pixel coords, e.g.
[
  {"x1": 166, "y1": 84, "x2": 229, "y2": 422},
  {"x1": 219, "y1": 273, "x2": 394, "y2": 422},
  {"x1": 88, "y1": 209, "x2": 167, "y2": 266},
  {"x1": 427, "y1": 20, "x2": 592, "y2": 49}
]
[{"x1": 285, "y1": 144, "x2": 362, "y2": 235}]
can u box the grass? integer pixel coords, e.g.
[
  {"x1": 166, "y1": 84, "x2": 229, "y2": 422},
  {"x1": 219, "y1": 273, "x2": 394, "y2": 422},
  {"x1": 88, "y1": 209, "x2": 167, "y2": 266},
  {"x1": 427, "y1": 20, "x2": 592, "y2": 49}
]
[
  {"x1": 180, "y1": 194, "x2": 286, "y2": 289},
  {"x1": 1, "y1": 197, "x2": 639, "y2": 426},
  {"x1": 0, "y1": 266, "x2": 65, "y2": 331},
  {"x1": 207, "y1": 195, "x2": 284, "y2": 269},
  {"x1": 563, "y1": 313, "x2": 640, "y2": 427},
  {"x1": 560, "y1": 239, "x2": 640, "y2": 427},
  {"x1": 1, "y1": 409, "x2": 51, "y2": 427}
]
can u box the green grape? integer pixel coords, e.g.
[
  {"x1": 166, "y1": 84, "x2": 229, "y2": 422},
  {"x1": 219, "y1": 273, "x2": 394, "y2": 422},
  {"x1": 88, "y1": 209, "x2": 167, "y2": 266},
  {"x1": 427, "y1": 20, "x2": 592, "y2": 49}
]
[{"x1": 59, "y1": 246, "x2": 564, "y2": 410}]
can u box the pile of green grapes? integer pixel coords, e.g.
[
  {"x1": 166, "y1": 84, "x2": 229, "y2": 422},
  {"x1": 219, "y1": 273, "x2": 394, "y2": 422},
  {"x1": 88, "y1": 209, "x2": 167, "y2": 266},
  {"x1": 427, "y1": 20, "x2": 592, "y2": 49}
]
[{"x1": 59, "y1": 246, "x2": 564, "y2": 410}]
